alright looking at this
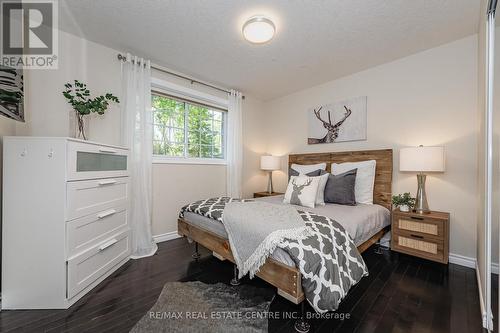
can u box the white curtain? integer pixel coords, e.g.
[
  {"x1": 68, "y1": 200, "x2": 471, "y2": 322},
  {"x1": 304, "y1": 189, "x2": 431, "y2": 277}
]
[
  {"x1": 227, "y1": 90, "x2": 243, "y2": 198},
  {"x1": 121, "y1": 53, "x2": 158, "y2": 259}
]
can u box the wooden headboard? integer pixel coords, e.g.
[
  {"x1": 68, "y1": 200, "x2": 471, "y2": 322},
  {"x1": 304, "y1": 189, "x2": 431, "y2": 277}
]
[{"x1": 288, "y1": 149, "x2": 393, "y2": 210}]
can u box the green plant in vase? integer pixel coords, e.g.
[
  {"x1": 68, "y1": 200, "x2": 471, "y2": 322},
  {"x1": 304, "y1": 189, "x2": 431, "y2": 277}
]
[
  {"x1": 392, "y1": 192, "x2": 416, "y2": 212},
  {"x1": 62, "y1": 80, "x2": 119, "y2": 140}
]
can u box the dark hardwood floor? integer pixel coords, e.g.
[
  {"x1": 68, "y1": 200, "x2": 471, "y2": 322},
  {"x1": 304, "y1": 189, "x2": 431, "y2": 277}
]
[
  {"x1": 493, "y1": 273, "x2": 498, "y2": 332},
  {"x1": 0, "y1": 238, "x2": 488, "y2": 333}
]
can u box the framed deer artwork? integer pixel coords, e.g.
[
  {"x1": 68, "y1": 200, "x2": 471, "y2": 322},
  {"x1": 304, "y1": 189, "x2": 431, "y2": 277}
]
[{"x1": 308, "y1": 96, "x2": 367, "y2": 144}]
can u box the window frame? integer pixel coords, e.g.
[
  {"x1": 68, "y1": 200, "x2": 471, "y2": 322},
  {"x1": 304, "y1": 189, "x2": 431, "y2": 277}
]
[{"x1": 151, "y1": 85, "x2": 228, "y2": 165}]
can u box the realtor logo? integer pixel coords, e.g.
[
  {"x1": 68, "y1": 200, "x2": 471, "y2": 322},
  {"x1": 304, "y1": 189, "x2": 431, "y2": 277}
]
[{"x1": 1, "y1": 0, "x2": 58, "y2": 69}]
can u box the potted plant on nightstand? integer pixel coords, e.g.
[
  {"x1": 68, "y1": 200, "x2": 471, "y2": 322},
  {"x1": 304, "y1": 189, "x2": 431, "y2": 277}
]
[
  {"x1": 63, "y1": 80, "x2": 119, "y2": 140},
  {"x1": 392, "y1": 192, "x2": 416, "y2": 212}
]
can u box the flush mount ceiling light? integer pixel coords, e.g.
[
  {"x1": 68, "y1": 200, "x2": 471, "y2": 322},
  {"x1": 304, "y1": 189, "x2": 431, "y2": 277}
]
[{"x1": 242, "y1": 16, "x2": 275, "y2": 44}]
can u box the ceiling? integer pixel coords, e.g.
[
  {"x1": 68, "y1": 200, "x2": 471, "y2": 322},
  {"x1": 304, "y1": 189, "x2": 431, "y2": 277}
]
[{"x1": 60, "y1": 1, "x2": 481, "y2": 101}]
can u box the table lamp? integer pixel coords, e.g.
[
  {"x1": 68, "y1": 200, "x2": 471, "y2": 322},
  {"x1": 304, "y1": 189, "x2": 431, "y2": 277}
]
[
  {"x1": 400, "y1": 146, "x2": 445, "y2": 214},
  {"x1": 260, "y1": 155, "x2": 281, "y2": 193}
]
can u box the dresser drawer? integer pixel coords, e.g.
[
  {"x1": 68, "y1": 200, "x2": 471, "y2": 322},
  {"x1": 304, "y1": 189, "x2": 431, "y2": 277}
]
[
  {"x1": 66, "y1": 178, "x2": 129, "y2": 221},
  {"x1": 67, "y1": 229, "x2": 130, "y2": 299},
  {"x1": 67, "y1": 141, "x2": 129, "y2": 181},
  {"x1": 67, "y1": 205, "x2": 128, "y2": 258}
]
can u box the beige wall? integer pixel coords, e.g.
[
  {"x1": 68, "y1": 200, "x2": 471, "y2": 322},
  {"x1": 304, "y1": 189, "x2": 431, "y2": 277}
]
[
  {"x1": 0, "y1": 118, "x2": 17, "y2": 220},
  {"x1": 152, "y1": 164, "x2": 227, "y2": 235},
  {"x1": 242, "y1": 96, "x2": 268, "y2": 199},
  {"x1": 262, "y1": 35, "x2": 478, "y2": 259},
  {"x1": 0, "y1": 119, "x2": 16, "y2": 141},
  {"x1": 15, "y1": 30, "x2": 122, "y2": 144}
]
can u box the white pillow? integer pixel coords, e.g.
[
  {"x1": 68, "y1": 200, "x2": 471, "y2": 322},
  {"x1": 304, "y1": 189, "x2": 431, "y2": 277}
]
[
  {"x1": 315, "y1": 173, "x2": 329, "y2": 206},
  {"x1": 283, "y1": 175, "x2": 321, "y2": 208},
  {"x1": 291, "y1": 163, "x2": 326, "y2": 174},
  {"x1": 331, "y1": 160, "x2": 376, "y2": 205}
]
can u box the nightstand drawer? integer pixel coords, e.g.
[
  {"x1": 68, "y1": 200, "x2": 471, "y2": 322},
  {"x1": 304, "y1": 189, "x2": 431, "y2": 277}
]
[
  {"x1": 394, "y1": 217, "x2": 444, "y2": 240},
  {"x1": 392, "y1": 232, "x2": 446, "y2": 263}
]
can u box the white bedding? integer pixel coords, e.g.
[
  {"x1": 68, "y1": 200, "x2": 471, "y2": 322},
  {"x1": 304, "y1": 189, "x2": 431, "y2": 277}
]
[{"x1": 182, "y1": 195, "x2": 390, "y2": 266}]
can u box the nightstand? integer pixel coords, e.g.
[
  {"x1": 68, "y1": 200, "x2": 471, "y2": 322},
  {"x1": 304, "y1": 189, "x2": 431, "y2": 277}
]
[
  {"x1": 391, "y1": 209, "x2": 450, "y2": 264},
  {"x1": 253, "y1": 192, "x2": 284, "y2": 198}
]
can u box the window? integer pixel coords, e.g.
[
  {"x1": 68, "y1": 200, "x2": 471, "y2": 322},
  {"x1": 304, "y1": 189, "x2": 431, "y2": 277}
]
[{"x1": 152, "y1": 93, "x2": 226, "y2": 161}]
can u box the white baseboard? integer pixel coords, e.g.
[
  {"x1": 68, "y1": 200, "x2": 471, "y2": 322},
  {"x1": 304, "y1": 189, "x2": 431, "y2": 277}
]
[
  {"x1": 448, "y1": 252, "x2": 499, "y2": 274},
  {"x1": 449, "y1": 253, "x2": 476, "y2": 269},
  {"x1": 153, "y1": 231, "x2": 182, "y2": 243}
]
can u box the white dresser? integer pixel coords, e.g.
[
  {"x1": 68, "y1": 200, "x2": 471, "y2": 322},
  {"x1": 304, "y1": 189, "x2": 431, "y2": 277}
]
[{"x1": 2, "y1": 137, "x2": 131, "y2": 309}]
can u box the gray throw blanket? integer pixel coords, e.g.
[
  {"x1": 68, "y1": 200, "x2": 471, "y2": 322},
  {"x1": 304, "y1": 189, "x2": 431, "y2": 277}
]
[
  {"x1": 180, "y1": 197, "x2": 368, "y2": 313},
  {"x1": 223, "y1": 201, "x2": 311, "y2": 279}
]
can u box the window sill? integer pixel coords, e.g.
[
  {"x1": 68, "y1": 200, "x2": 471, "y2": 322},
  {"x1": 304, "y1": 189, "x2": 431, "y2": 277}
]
[{"x1": 152, "y1": 157, "x2": 227, "y2": 165}]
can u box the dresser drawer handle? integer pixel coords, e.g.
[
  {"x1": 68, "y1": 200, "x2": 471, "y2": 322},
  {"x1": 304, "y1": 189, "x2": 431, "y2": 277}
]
[
  {"x1": 410, "y1": 216, "x2": 424, "y2": 221},
  {"x1": 97, "y1": 209, "x2": 117, "y2": 219},
  {"x1": 410, "y1": 234, "x2": 424, "y2": 239},
  {"x1": 98, "y1": 179, "x2": 117, "y2": 186},
  {"x1": 98, "y1": 148, "x2": 118, "y2": 154},
  {"x1": 98, "y1": 239, "x2": 118, "y2": 251}
]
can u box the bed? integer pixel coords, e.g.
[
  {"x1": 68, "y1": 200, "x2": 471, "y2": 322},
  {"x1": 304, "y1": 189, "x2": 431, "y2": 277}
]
[{"x1": 177, "y1": 149, "x2": 393, "y2": 304}]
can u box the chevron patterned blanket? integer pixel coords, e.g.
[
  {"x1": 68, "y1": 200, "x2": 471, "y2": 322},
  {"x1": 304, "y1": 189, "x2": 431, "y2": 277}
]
[{"x1": 180, "y1": 197, "x2": 368, "y2": 313}]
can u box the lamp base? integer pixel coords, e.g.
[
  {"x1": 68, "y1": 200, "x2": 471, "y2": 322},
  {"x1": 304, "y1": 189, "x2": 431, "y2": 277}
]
[
  {"x1": 267, "y1": 171, "x2": 274, "y2": 194},
  {"x1": 414, "y1": 173, "x2": 430, "y2": 214}
]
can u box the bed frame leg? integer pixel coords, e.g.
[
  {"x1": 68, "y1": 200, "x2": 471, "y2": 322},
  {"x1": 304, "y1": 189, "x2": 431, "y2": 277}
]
[
  {"x1": 294, "y1": 301, "x2": 310, "y2": 333},
  {"x1": 192, "y1": 242, "x2": 201, "y2": 260},
  {"x1": 230, "y1": 264, "x2": 241, "y2": 286},
  {"x1": 374, "y1": 243, "x2": 383, "y2": 254}
]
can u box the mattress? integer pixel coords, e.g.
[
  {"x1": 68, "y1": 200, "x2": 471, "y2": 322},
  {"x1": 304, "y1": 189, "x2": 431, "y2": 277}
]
[{"x1": 182, "y1": 195, "x2": 391, "y2": 266}]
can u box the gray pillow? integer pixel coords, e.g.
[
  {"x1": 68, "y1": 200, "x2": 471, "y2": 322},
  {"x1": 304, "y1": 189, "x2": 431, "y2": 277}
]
[
  {"x1": 324, "y1": 169, "x2": 357, "y2": 205},
  {"x1": 289, "y1": 168, "x2": 325, "y2": 179}
]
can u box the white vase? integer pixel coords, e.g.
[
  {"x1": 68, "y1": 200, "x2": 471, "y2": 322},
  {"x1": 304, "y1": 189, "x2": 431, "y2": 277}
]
[{"x1": 399, "y1": 205, "x2": 410, "y2": 212}]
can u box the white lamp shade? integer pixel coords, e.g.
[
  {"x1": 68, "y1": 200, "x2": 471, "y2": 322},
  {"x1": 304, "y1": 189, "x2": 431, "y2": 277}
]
[
  {"x1": 400, "y1": 146, "x2": 445, "y2": 172},
  {"x1": 260, "y1": 155, "x2": 281, "y2": 171}
]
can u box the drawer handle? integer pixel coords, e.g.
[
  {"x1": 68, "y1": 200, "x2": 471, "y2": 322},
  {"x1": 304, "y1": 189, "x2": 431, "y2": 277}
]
[
  {"x1": 99, "y1": 239, "x2": 118, "y2": 251},
  {"x1": 98, "y1": 179, "x2": 117, "y2": 186},
  {"x1": 410, "y1": 234, "x2": 424, "y2": 239},
  {"x1": 410, "y1": 216, "x2": 424, "y2": 221},
  {"x1": 97, "y1": 209, "x2": 117, "y2": 219},
  {"x1": 98, "y1": 148, "x2": 118, "y2": 154}
]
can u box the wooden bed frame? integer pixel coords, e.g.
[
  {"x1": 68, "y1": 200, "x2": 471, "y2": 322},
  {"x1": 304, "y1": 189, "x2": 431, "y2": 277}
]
[{"x1": 177, "y1": 149, "x2": 393, "y2": 304}]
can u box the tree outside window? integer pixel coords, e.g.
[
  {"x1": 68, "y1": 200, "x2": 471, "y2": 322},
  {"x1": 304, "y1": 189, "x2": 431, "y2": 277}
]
[{"x1": 152, "y1": 94, "x2": 225, "y2": 159}]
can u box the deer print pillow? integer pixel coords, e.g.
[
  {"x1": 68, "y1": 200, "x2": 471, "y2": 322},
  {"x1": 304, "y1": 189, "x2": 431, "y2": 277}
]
[{"x1": 283, "y1": 175, "x2": 321, "y2": 208}]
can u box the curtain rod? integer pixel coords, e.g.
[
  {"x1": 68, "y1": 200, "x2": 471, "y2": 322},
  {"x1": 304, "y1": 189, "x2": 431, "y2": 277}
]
[{"x1": 117, "y1": 54, "x2": 245, "y2": 99}]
